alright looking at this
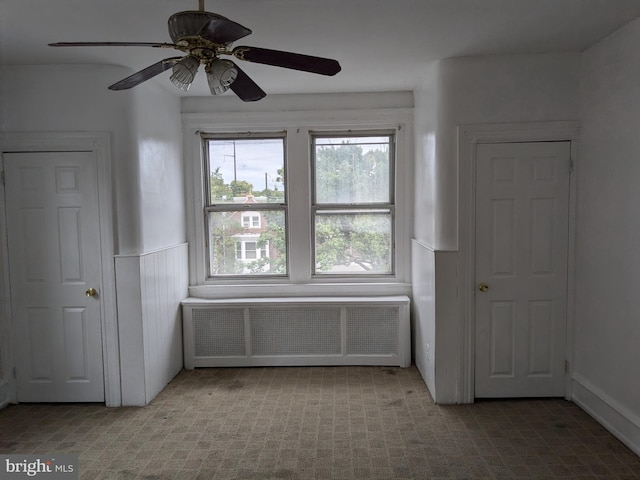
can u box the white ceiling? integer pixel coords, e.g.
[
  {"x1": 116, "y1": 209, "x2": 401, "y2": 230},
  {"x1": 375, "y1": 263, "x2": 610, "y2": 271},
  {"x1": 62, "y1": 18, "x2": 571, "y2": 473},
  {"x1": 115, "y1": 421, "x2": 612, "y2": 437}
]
[{"x1": 3, "y1": 0, "x2": 640, "y2": 98}]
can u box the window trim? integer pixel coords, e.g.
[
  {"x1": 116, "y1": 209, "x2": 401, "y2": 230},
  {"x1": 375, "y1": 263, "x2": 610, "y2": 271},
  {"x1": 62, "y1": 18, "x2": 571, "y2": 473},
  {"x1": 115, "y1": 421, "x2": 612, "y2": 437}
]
[{"x1": 183, "y1": 107, "x2": 413, "y2": 297}]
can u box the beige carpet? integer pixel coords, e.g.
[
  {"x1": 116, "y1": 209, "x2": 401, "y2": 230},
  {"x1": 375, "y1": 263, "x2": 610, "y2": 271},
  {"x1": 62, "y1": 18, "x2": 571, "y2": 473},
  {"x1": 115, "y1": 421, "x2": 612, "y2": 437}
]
[{"x1": 0, "y1": 366, "x2": 638, "y2": 479}]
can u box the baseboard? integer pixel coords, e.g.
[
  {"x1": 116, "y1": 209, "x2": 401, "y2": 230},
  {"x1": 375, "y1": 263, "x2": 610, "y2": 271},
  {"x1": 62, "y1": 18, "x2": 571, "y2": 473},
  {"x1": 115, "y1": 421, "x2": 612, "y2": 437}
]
[
  {"x1": 0, "y1": 382, "x2": 12, "y2": 410},
  {"x1": 572, "y1": 374, "x2": 640, "y2": 456}
]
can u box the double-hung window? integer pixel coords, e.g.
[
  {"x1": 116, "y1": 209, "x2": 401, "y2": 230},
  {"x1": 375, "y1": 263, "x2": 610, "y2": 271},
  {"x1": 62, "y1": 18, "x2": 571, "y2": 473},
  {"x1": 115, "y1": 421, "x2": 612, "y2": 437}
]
[
  {"x1": 312, "y1": 133, "x2": 394, "y2": 275},
  {"x1": 203, "y1": 134, "x2": 286, "y2": 277},
  {"x1": 193, "y1": 116, "x2": 409, "y2": 292}
]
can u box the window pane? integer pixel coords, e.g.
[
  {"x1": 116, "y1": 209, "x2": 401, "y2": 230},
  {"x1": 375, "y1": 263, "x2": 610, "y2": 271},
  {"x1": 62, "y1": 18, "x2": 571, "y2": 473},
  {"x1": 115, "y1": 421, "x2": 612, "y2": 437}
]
[
  {"x1": 314, "y1": 136, "x2": 390, "y2": 204},
  {"x1": 208, "y1": 210, "x2": 286, "y2": 276},
  {"x1": 314, "y1": 211, "x2": 392, "y2": 274},
  {"x1": 208, "y1": 138, "x2": 285, "y2": 204},
  {"x1": 245, "y1": 242, "x2": 257, "y2": 259}
]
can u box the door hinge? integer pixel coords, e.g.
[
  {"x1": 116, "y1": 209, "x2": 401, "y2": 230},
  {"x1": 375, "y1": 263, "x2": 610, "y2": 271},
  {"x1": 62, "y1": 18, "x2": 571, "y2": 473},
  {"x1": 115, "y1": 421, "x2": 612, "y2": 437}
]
[
  {"x1": 569, "y1": 158, "x2": 574, "y2": 173},
  {"x1": 12, "y1": 366, "x2": 17, "y2": 380},
  {"x1": 565, "y1": 360, "x2": 570, "y2": 374}
]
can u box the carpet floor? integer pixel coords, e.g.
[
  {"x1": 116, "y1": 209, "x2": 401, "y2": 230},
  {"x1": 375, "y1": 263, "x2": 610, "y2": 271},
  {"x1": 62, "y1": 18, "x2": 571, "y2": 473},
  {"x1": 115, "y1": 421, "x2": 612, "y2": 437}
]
[{"x1": 0, "y1": 366, "x2": 638, "y2": 479}]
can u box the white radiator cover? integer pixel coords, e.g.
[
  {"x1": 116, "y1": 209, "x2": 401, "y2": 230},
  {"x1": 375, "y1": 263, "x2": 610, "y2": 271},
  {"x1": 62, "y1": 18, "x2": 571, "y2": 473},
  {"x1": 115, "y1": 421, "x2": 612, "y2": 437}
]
[{"x1": 182, "y1": 296, "x2": 411, "y2": 368}]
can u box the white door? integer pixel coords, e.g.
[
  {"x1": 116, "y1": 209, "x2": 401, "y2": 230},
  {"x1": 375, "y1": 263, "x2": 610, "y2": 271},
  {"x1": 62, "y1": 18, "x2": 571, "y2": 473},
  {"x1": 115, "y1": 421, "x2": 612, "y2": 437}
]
[
  {"x1": 4, "y1": 151, "x2": 105, "y2": 402},
  {"x1": 474, "y1": 141, "x2": 570, "y2": 398}
]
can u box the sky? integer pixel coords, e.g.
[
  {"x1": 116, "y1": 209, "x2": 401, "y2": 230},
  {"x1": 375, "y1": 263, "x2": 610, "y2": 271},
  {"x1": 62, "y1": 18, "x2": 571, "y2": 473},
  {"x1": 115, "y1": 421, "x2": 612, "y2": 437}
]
[
  {"x1": 208, "y1": 138, "x2": 284, "y2": 192},
  {"x1": 207, "y1": 135, "x2": 390, "y2": 193}
]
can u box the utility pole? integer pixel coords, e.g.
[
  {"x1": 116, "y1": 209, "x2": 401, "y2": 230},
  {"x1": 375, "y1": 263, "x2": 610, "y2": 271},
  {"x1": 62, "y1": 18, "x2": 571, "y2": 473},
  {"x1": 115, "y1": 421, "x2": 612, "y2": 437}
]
[{"x1": 233, "y1": 141, "x2": 237, "y2": 183}]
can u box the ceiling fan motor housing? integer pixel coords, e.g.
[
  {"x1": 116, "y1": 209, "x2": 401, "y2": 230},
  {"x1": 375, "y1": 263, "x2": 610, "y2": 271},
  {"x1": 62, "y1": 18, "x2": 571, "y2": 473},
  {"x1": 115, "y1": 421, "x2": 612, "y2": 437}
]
[{"x1": 168, "y1": 11, "x2": 225, "y2": 43}]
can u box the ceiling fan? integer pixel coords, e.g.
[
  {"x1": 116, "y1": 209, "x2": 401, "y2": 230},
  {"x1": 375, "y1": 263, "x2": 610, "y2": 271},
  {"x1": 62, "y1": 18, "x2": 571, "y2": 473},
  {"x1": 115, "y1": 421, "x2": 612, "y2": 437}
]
[{"x1": 49, "y1": 0, "x2": 341, "y2": 101}]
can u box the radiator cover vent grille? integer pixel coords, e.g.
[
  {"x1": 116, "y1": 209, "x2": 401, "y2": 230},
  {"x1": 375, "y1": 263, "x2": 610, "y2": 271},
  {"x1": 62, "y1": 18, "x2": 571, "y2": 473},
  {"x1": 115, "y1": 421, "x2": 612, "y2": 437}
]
[
  {"x1": 251, "y1": 307, "x2": 341, "y2": 355},
  {"x1": 193, "y1": 308, "x2": 245, "y2": 357},
  {"x1": 183, "y1": 296, "x2": 410, "y2": 368},
  {"x1": 346, "y1": 306, "x2": 398, "y2": 355}
]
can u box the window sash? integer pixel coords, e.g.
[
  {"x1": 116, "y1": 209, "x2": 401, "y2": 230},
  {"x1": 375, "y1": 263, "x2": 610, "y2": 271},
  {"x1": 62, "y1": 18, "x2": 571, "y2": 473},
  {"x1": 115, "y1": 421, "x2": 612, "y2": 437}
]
[
  {"x1": 311, "y1": 131, "x2": 395, "y2": 206},
  {"x1": 310, "y1": 131, "x2": 396, "y2": 277},
  {"x1": 312, "y1": 207, "x2": 395, "y2": 276},
  {"x1": 202, "y1": 132, "x2": 287, "y2": 207},
  {"x1": 202, "y1": 131, "x2": 287, "y2": 279},
  {"x1": 205, "y1": 207, "x2": 287, "y2": 278}
]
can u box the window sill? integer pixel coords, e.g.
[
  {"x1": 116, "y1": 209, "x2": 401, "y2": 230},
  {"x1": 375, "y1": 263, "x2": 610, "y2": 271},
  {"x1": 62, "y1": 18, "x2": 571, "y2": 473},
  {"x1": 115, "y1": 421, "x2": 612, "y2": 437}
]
[{"x1": 188, "y1": 282, "x2": 412, "y2": 299}]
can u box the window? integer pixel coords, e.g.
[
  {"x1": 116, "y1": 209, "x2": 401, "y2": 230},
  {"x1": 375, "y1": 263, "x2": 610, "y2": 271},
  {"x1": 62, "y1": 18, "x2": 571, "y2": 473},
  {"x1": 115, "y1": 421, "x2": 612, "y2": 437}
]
[
  {"x1": 203, "y1": 134, "x2": 286, "y2": 277},
  {"x1": 312, "y1": 134, "x2": 394, "y2": 275},
  {"x1": 242, "y1": 213, "x2": 261, "y2": 228},
  {"x1": 189, "y1": 112, "x2": 410, "y2": 293}
]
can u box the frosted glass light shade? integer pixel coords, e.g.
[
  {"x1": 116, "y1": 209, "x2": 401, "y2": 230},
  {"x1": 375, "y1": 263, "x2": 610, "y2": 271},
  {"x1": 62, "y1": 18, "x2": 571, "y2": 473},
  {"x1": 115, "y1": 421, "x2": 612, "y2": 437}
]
[
  {"x1": 170, "y1": 55, "x2": 200, "y2": 91},
  {"x1": 206, "y1": 59, "x2": 238, "y2": 95}
]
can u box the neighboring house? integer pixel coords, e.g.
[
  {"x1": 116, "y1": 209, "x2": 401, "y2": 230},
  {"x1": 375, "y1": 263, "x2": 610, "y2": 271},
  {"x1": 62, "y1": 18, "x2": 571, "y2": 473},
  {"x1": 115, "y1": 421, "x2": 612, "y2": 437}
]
[{"x1": 228, "y1": 195, "x2": 274, "y2": 270}]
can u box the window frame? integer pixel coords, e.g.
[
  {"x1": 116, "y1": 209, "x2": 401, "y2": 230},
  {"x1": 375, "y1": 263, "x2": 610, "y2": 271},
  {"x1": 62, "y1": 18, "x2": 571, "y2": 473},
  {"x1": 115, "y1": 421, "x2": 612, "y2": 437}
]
[
  {"x1": 201, "y1": 132, "x2": 288, "y2": 279},
  {"x1": 184, "y1": 107, "x2": 413, "y2": 297},
  {"x1": 310, "y1": 130, "x2": 397, "y2": 277}
]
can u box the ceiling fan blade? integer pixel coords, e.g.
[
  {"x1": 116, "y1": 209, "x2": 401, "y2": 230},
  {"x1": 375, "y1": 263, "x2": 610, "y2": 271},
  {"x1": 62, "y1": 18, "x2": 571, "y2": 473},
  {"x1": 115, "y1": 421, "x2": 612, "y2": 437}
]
[
  {"x1": 198, "y1": 17, "x2": 252, "y2": 45},
  {"x1": 232, "y1": 46, "x2": 341, "y2": 76},
  {"x1": 108, "y1": 57, "x2": 182, "y2": 90},
  {"x1": 229, "y1": 63, "x2": 266, "y2": 102},
  {"x1": 49, "y1": 41, "x2": 177, "y2": 48}
]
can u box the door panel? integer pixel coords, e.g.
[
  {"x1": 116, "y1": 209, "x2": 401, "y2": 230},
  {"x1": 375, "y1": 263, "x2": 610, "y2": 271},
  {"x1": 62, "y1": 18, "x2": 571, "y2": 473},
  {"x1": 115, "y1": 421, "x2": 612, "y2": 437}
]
[
  {"x1": 4, "y1": 151, "x2": 104, "y2": 402},
  {"x1": 475, "y1": 142, "x2": 570, "y2": 398}
]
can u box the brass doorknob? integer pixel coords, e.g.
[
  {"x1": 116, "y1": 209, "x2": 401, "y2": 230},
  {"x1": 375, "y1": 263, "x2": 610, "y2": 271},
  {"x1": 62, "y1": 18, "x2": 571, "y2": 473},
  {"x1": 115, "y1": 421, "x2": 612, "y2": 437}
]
[
  {"x1": 478, "y1": 283, "x2": 489, "y2": 292},
  {"x1": 85, "y1": 288, "x2": 98, "y2": 297}
]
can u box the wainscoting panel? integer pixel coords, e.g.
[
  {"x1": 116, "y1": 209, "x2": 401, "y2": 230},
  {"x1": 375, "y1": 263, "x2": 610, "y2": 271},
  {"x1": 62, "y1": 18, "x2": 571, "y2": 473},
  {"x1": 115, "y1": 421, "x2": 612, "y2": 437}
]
[
  {"x1": 116, "y1": 243, "x2": 188, "y2": 406},
  {"x1": 411, "y1": 240, "x2": 459, "y2": 404}
]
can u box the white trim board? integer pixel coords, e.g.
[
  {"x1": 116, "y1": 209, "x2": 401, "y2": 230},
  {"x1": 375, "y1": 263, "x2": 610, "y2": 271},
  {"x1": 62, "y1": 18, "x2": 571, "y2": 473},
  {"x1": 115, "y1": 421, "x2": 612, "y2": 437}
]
[
  {"x1": 1, "y1": 132, "x2": 120, "y2": 406},
  {"x1": 572, "y1": 374, "x2": 640, "y2": 457},
  {"x1": 457, "y1": 121, "x2": 580, "y2": 404}
]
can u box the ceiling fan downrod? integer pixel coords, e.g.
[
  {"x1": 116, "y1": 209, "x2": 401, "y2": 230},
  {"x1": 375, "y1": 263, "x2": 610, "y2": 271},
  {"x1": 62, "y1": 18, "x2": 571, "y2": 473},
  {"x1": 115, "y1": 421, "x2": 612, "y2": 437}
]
[{"x1": 199, "y1": 0, "x2": 205, "y2": 12}]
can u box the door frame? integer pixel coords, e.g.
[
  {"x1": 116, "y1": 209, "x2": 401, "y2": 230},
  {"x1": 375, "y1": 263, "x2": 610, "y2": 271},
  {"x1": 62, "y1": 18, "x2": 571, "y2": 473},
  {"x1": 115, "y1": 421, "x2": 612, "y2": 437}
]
[
  {"x1": 457, "y1": 121, "x2": 579, "y2": 403},
  {"x1": 0, "y1": 132, "x2": 120, "y2": 406}
]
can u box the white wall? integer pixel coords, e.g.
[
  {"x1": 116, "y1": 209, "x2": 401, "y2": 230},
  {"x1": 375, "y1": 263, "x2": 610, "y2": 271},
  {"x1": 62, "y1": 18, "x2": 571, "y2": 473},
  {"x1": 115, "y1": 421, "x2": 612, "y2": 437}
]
[
  {"x1": 4, "y1": 65, "x2": 186, "y2": 254},
  {"x1": 412, "y1": 65, "x2": 439, "y2": 395},
  {"x1": 132, "y1": 85, "x2": 185, "y2": 253},
  {"x1": 437, "y1": 52, "x2": 581, "y2": 250},
  {"x1": 412, "y1": 53, "x2": 581, "y2": 403},
  {"x1": 3, "y1": 65, "x2": 188, "y2": 405},
  {"x1": 413, "y1": 64, "x2": 438, "y2": 247},
  {"x1": 4, "y1": 65, "x2": 140, "y2": 253},
  {"x1": 574, "y1": 17, "x2": 640, "y2": 455}
]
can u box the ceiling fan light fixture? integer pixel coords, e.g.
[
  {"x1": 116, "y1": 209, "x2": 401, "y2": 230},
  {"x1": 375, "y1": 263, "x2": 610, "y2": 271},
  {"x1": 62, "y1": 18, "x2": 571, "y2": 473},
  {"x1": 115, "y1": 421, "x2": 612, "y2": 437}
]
[
  {"x1": 50, "y1": 2, "x2": 341, "y2": 101},
  {"x1": 170, "y1": 54, "x2": 200, "y2": 91},
  {"x1": 206, "y1": 59, "x2": 238, "y2": 95}
]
